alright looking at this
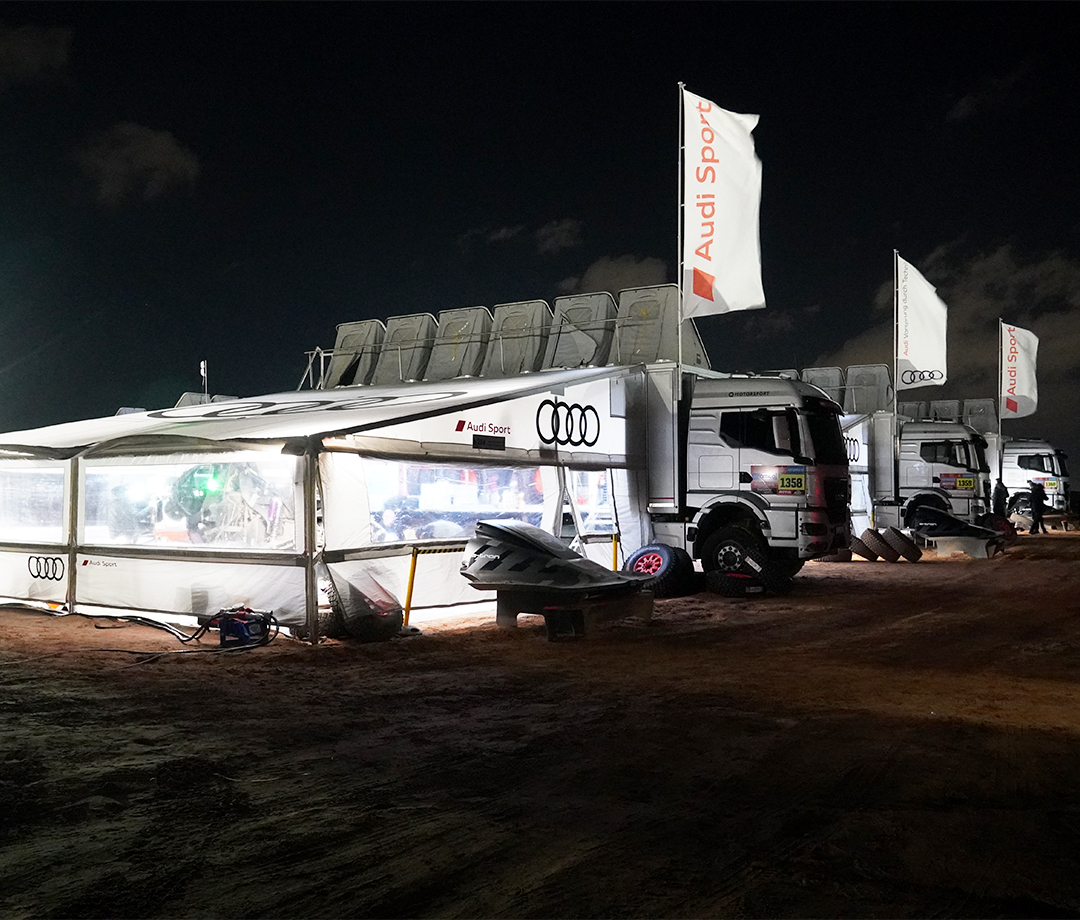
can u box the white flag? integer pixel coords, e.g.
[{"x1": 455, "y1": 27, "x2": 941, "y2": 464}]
[
  {"x1": 895, "y1": 254, "x2": 948, "y2": 390},
  {"x1": 1000, "y1": 321, "x2": 1038, "y2": 418},
  {"x1": 681, "y1": 88, "x2": 765, "y2": 319}
]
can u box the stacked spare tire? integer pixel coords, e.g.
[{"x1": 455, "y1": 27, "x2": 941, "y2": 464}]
[{"x1": 851, "y1": 527, "x2": 922, "y2": 562}]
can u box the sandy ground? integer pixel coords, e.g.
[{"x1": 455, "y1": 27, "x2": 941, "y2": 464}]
[{"x1": 4, "y1": 533, "x2": 1080, "y2": 919}]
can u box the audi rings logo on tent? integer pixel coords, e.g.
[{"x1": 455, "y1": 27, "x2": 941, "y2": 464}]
[
  {"x1": 28, "y1": 556, "x2": 65, "y2": 581},
  {"x1": 536, "y1": 398, "x2": 600, "y2": 447},
  {"x1": 901, "y1": 369, "x2": 944, "y2": 385}
]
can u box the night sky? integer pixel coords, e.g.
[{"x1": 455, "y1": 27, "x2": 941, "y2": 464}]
[{"x1": 2, "y1": 3, "x2": 1078, "y2": 462}]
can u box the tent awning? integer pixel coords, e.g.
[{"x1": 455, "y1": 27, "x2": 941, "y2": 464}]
[{"x1": 0, "y1": 366, "x2": 643, "y2": 459}]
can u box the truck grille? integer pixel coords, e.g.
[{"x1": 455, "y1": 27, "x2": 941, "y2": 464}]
[{"x1": 824, "y1": 477, "x2": 850, "y2": 524}]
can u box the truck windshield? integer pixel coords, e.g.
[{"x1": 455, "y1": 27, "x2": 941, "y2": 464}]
[
  {"x1": 719, "y1": 409, "x2": 802, "y2": 458},
  {"x1": 1018, "y1": 454, "x2": 1056, "y2": 474},
  {"x1": 802, "y1": 410, "x2": 848, "y2": 465},
  {"x1": 921, "y1": 439, "x2": 986, "y2": 472}
]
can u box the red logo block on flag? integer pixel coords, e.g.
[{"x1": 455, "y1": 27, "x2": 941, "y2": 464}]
[
  {"x1": 693, "y1": 268, "x2": 715, "y2": 301},
  {"x1": 455, "y1": 420, "x2": 466, "y2": 431},
  {"x1": 1005, "y1": 397, "x2": 1018, "y2": 414}
]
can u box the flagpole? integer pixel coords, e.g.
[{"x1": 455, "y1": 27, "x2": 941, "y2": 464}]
[
  {"x1": 892, "y1": 249, "x2": 900, "y2": 504},
  {"x1": 996, "y1": 317, "x2": 1003, "y2": 480},
  {"x1": 677, "y1": 81, "x2": 685, "y2": 373}
]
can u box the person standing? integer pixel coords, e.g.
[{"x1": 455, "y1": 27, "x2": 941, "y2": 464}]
[
  {"x1": 992, "y1": 478, "x2": 1009, "y2": 517},
  {"x1": 1029, "y1": 479, "x2": 1049, "y2": 534}
]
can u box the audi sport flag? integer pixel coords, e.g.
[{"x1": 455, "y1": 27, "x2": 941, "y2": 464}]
[
  {"x1": 681, "y1": 87, "x2": 765, "y2": 319},
  {"x1": 1000, "y1": 321, "x2": 1038, "y2": 418},
  {"x1": 895, "y1": 254, "x2": 948, "y2": 391}
]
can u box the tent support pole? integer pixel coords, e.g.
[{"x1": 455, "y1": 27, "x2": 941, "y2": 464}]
[
  {"x1": 302, "y1": 445, "x2": 320, "y2": 644},
  {"x1": 65, "y1": 457, "x2": 80, "y2": 614}
]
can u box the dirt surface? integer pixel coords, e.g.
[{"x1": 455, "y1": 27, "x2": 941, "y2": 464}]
[{"x1": 4, "y1": 535, "x2": 1080, "y2": 919}]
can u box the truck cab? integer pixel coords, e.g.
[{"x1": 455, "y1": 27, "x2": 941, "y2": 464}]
[
  {"x1": 986, "y1": 436, "x2": 1070, "y2": 516},
  {"x1": 842, "y1": 412, "x2": 991, "y2": 531},
  {"x1": 655, "y1": 374, "x2": 850, "y2": 582},
  {"x1": 898, "y1": 420, "x2": 991, "y2": 523}
]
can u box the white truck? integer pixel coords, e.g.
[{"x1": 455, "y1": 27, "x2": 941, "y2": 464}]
[
  {"x1": 985, "y1": 435, "x2": 1070, "y2": 517},
  {"x1": 842, "y1": 411, "x2": 992, "y2": 535},
  {"x1": 305, "y1": 284, "x2": 852, "y2": 597}
]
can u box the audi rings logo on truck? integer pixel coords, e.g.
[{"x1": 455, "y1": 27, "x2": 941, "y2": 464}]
[
  {"x1": 28, "y1": 556, "x2": 65, "y2": 581},
  {"x1": 900, "y1": 369, "x2": 944, "y2": 385},
  {"x1": 535, "y1": 398, "x2": 600, "y2": 447}
]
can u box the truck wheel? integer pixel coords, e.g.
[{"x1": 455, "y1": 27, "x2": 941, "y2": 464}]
[
  {"x1": 701, "y1": 525, "x2": 763, "y2": 574},
  {"x1": 861, "y1": 528, "x2": 901, "y2": 562},
  {"x1": 624, "y1": 544, "x2": 695, "y2": 598},
  {"x1": 701, "y1": 526, "x2": 790, "y2": 595},
  {"x1": 881, "y1": 526, "x2": 922, "y2": 562},
  {"x1": 850, "y1": 536, "x2": 878, "y2": 561}
]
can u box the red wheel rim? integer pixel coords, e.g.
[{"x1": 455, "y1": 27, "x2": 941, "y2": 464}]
[{"x1": 632, "y1": 552, "x2": 665, "y2": 575}]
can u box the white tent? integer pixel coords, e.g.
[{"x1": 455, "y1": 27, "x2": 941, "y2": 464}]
[{"x1": 0, "y1": 365, "x2": 650, "y2": 638}]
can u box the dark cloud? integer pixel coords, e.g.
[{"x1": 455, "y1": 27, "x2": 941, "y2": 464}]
[
  {"x1": 0, "y1": 20, "x2": 71, "y2": 91},
  {"x1": 556, "y1": 255, "x2": 667, "y2": 295},
  {"x1": 488, "y1": 225, "x2": 524, "y2": 243},
  {"x1": 946, "y1": 63, "x2": 1032, "y2": 122},
  {"x1": 536, "y1": 219, "x2": 583, "y2": 255},
  {"x1": 74, "y1": 122, "x2": 200, "y2": 207}
]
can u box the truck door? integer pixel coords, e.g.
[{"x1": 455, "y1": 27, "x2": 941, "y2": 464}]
[
  {"x1": 686, "y1": 409, "x2": 737, "y2": 492},
  {"x1": 919, "y1": 439, "x2": 978, "y2": 502}
]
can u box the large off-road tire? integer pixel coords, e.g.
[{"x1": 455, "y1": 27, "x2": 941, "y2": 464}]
[
  {"x1": 881, "y1": 526, "x2": 922, "y2": 562},
  {"x1": 705, "y1": 568, "x2": 766, "y2": 597},
  {"x1": 623, "y1": 543, "x2": 695, "y2": 598},
  {"x1": 327, "y1": 578, "x2": 403, "y2": 643},
  {"x1": 850, "y1": 535, "x2": 878, "y2": 561},
  {"x1": 861, "y1": 528, "x2": 901, "y2": 562},
  {"x1": 701, "y1": 525, "x2": 791, "y2": 595},
  {"x1": 295, "y1": 603, "x2": 348, "y2": 641}
]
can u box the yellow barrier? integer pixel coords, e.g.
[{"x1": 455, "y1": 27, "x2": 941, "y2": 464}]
[{"x1": 402, "y1": 544, "x2": 468, "y2": 626}]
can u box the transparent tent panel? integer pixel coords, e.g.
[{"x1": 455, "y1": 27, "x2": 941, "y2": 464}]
[
  {"x1": 0, "y1": 462, "x2": 67, "y2": 544},
  {"x1": 81, "y1": 452, "x2": 301, "y2": 551},
  {"x1": 362, "y1": 458, "x2": 547, "y2": 544}
]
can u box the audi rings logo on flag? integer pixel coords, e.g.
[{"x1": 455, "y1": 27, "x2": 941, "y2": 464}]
[
  {"x1": 901, "y1": 369, "x2": 944, "y2": 385},
  {"x1": 535, "y1": 398, "x2": 600, "y2": 447},
  {"x1": 28, "y1": 556, "x2": 65, "y2": 581}
]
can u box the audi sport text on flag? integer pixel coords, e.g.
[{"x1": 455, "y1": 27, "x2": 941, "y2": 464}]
[
  {"x1": 681, "y1": 87, "x2": 765, "y2": 319},
  {"x1": 895, "y1": 254, "x2": 948, "y2": 391},
  {"x1": 1000, "y1": 321, "x2": 1038, "y2": 418}
]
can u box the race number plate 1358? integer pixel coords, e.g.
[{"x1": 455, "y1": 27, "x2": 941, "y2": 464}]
[{"x1": 750, "y1": 465, "x2": 807, "y2": 495}]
